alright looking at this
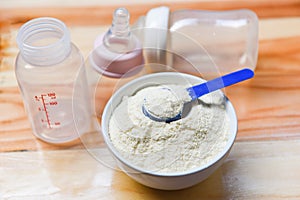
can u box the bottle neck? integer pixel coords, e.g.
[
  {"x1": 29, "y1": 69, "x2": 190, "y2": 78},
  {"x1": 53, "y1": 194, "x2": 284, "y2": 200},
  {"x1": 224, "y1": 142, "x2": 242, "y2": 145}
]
[
  {"x1": 17, "y1": 17, "x2": 71, "y2": 66},
  {"x1": 103, "y1": 8, "x2": 134, "y2": 53}
]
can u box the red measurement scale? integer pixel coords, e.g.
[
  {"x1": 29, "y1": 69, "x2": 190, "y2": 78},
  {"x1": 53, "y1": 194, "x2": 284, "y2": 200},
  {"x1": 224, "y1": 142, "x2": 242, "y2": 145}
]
[{"x1": 34, "y1": 93, "x2": 61, "y2": 129}]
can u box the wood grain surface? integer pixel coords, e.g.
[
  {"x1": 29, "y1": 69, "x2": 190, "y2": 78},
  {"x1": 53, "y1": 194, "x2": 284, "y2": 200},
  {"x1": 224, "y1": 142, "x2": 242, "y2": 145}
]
[
  {"x1": 1, "y1": 0, "x2": 300, "y2": 199},
  {"x1": 1, "y1": 0, "x2": 300, "y2": 26},
  {"x1": 1, "y1": 140, "x2": 300, "y2": 199}
]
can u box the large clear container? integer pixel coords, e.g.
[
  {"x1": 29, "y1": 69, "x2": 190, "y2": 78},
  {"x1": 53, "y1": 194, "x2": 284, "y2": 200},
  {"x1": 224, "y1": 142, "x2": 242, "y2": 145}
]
[
  {"x1": 132, "y1": 7, "x2": 259, "y2": 78},
  {"x1": 15, "y1": 17, "x2": 91, "y2": 144}
]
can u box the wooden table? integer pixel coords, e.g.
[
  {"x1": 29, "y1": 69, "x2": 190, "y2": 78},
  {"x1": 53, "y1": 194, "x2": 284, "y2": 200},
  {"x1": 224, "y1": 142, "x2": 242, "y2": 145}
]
[{"x1": 1, "y1": 0, "x2": 300, "y2": 199}]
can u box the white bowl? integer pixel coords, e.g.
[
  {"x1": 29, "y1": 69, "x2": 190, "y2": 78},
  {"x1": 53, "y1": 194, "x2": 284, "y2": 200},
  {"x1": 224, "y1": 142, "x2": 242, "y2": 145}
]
[{"x1": 101, "y1": 72, "x2": 237, "y2": 190}]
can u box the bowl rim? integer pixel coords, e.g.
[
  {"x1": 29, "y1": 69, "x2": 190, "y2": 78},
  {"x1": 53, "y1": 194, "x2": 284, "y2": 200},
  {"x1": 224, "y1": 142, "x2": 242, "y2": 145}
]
[{"x1": 101, "y1": 72, "x2": 238, "y2": 177}]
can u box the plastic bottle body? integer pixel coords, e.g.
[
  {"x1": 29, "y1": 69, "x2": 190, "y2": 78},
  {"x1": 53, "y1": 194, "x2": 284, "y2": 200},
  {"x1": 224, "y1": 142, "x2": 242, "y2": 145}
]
[{"x1": 15, "y1": 18, "x2": 91, "y2": 144}]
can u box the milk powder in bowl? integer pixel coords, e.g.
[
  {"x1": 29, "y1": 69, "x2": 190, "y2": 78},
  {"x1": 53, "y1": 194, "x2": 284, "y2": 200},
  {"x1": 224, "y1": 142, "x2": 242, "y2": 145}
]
[{"x1": 101, "y1": 72, "x2": 237, "y2": 190}]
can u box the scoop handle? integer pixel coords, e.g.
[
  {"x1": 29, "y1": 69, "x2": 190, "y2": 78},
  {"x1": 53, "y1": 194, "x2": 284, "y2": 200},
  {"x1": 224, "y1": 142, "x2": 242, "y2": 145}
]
[{"x1": 187, "y1": 68, "x2": 254, "y2": 100}]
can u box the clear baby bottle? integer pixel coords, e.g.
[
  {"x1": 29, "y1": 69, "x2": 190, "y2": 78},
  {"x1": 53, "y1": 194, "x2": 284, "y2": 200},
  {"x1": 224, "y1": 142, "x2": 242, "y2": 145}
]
[{"x1": 15, "y1": 17, "x2": 91, "y2": 144}]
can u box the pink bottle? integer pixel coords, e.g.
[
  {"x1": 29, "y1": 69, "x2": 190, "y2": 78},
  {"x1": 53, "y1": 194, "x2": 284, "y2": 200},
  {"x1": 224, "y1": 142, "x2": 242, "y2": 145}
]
[{"x1": 90, "y1": 8, "x2": 143, "y2": 78}]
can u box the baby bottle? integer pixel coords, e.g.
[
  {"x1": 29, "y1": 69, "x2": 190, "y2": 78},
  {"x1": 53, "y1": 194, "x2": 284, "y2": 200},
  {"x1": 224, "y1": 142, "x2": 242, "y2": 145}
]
[
  {"x1": 87, "y1": 8, "x2": 144, "y2": 123},
  {"x1": 91, "y1": 7, "x2": 143, "y2": 78},
  {"x1": 15, "y1": 17, "x2": 91, "y2": 144}
]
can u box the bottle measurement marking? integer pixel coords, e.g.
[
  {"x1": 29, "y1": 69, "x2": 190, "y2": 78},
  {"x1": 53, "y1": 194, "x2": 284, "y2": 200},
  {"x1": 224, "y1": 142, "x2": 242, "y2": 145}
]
[
  {"x1": 35, "y1": 93, "x2": 60, "y2": 129},
  {"x1": 41, "y1": 94, "x2": 51, "y2": 128}
]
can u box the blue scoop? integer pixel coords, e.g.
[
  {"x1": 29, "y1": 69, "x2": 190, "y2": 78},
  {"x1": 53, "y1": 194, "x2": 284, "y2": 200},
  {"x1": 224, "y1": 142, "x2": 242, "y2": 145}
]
[{"x1": 142, "y1": 68, "x2": 254, "y2": 123}]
